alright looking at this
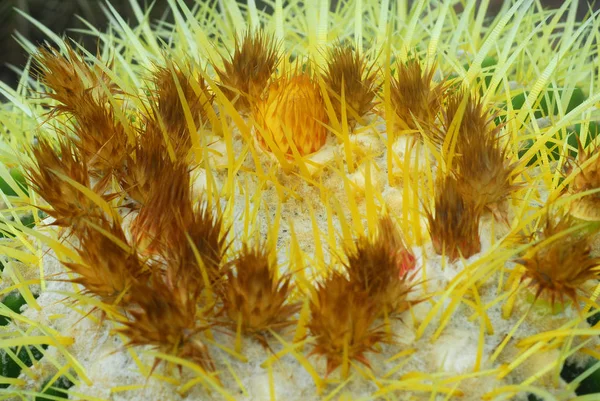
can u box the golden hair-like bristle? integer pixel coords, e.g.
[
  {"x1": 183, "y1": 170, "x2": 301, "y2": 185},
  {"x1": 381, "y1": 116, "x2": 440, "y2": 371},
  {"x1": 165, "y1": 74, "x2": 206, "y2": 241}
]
[
  {"x1": 322, "y1": 42, "x2": 379, "y2": 127},
  {"x1": 26, "y1": 138, "x2": 103, "y2": 229},
  {"x1": 389, "y1": 58, "x2": 446, "y2": 132},
  {"x1": 64, "y1": 218, "x2": 147, "y2": 304},
  {"x1": 254, "y1": 72, "x2": 329, "y2": 157},
  {"x1": 148, "y1": 60, "x2": 213, "y2": 156},
  {"x1": 344, "y1": 215, "x2": 416, "y2": 315},
  {"x1": 427, "y1": 175, "x2": 482, "y2": 261},
  {"x1": 517, "y1": 213, "x2": 600, "y2": 307},
  {"x1": 117, "y1": 271, "x2": 214, "y2": 372},
  {"x1": 307, "y1": 272, "x2": 386, "y2": 377},
  {"x1": 221, "y1": 242, "x2": 299, "y2": 336},
  {"x1": 216, "y1": 30, "x2": 280, "y2": 113}
]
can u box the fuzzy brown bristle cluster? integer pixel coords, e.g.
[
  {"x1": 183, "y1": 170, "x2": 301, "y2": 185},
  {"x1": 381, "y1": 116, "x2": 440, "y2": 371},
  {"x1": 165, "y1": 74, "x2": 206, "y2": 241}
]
[
  {"x1": 254, "y1": 72, "x2": 329, "y2": 157},
  {"x1": 130, "y1": 158, "x2": 192, "y2": 254},
  {"x1": 216, "y1": 30, "x2": 280, "y2": 113},
  {"x1": 455, "y1": 134, "x2": 516, "y2": 220},
  {"x1": 517, "y1": 214, "x2": 600, "y2": 307},
  {"x1": 27, "y1": 138, "x2": 104, "y2": 229},
  {"x1": 441, "y1": 90, "x2": 491, "y2": 142},
  {"x1": 427, "y1": 175, "x2": 482, "y2": 261},
  {"x1": 65, "y1": 219, "x2": 146, "y2": 304},
  {"x1": 221, "y1": 242, "x2": 298, "y2": 336},
  {"x1": 148, "y1": 60, "x2": 213, "y2": 157},
  {"x1": 323, "y1": 43, "x2": 378, "y2": 127},
  {"x1": 117, "y1": 271, "x2": 213, "y2": 372},
  {"x1": 564, "y1": 142, "x2": 600, "y2": 221},
  {"x1": 390, "y1": 58, "x2": 446, "y2": 132},
  {"x1": 34, "y1": 45, "x2": 116, "y2": 112},
  {"x1": 308, "y1": 272, "x2": 386, "y2": 376},
  {"x1": 446, "y1": 91, "x2": 517, "y2": 218},
  {"x1": 34, "y1": 46, "x2": 129, "y2": 184},
  {"x1": 344, "y1": 216, "x2": 416, "y2": 315},
  {"x1": 118, "y1": 127, "x2": 167, "y2": 208},
  {"x1": 167, "y1": 203, "x2": 230, "y2": 293}
]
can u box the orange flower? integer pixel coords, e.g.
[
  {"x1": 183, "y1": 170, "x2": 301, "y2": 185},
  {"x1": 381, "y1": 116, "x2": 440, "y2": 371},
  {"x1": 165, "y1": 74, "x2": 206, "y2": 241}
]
[{"x1": 254, "y1": 73, "x2": 328, "y2": 157}]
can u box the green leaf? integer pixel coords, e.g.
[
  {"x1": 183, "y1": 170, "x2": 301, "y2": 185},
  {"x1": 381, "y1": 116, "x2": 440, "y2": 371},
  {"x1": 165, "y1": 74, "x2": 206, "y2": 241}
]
[
  {"x1": 567, "y1": 121, "x2": 600, "y2": 156},
  {"x1": 561, "y1": 360, "x2": 600, "y2": 395},
  {"x1": 0, "y1": 168, "x2": 28, "y2": 196},
  {"x1": 511, "y1": 87, "x2": 587, "y2": 118},
  {"x1": 0, "y1": 292, "x2": 28, "y2": 326},
  {"x1": 587, "y1": 310, "x2": 600, "y2": 327},
  {"x1": 511, "y1": 88, "x2": 592, "y2": 165},
  {"x1": 0, "y1": 213, "x2": 37, "y2": 239},
  {"x1": 448, "y1": 56, "x2": 497, "y2": 88},
  {"x1": 36, "y1": 376, "x2": 74, "y2": 401},
  {"x1": 0, "y1": 345, "x2": 47, "y2": 389}
]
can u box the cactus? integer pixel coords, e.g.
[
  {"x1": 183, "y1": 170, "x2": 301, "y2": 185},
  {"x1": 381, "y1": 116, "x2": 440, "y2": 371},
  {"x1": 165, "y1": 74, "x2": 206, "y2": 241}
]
[{"x1": 1, "y1": 1, "x2": 600, "y2": 400}]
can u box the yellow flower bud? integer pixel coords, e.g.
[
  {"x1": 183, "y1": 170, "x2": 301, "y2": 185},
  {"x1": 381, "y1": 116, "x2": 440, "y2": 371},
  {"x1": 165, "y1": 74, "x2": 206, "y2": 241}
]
[{"x1": 255, "y1": 74, "x2": 328, "y2": 157}]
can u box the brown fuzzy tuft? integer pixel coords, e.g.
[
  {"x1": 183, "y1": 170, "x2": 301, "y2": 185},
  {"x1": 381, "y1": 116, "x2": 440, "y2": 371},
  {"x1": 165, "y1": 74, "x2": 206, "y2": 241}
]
[
  {"x1": 117, "y1": 271, "x2": 214, "y2": 372},
  {"x1": 130, "y1": 159, "x2": 193, "y2": 255},
  {"x1": 221, "y1": 242, "x2": 299, "y2": 336},
  {"x1": 165, "y1": 202, "x2": 230, "y2": 295},
  {"x1": 517, "y1": 214, "x2": 600, "y2": 307},
  {"x1": 72, "y1": 97, "x2": 130, "y2": 183},
  {"x1": 344, "y1": 216, "x2": 416, "y2": 315},
  {"x1": 307, "y1": 272, "x2": 386, "y2": 376},
  {"x1": 216, "y1": 30, "x2": 280, "y2": 113},
  {"x1": 441, "y1": 90, "x2": 491, "y2": 145},
  {"x1": 322, "y1": 43, "x2": 379, "y2": 127},
  {"x1": 254, "y1": 72, "x2": 329, "y2": 157},
  {"x1": 33, "y1": 45, "x2": 117, "y2": 114},
  {"x1": 65, "y1": 218, "x2": 147, "y2": 304},
  {"x1": 564, "y1": 142, "x2": 600, "y2": 221},
  {"x1": 148, "y1": 60, "x2": 213, "y2": 157},
  {"x1": 426, "y1": 91, "x2": 517, "y2": 220},
  {"x1": 389, "y1": 58, "x2": 446, "y2": 132},
  {"x1": 427, "y1": 175, "x2": 482, "y2": 261},
  {"x1": 455, "y1": 135, "x2": 517, "y2": 221},
  {"x1": 452, "y1": 92, "x2": 517, "y2": 218},
  {"x1": 34, "y1": 45, "x2": 129, "y2": 185},
  {"x1": 26, "y1": 138, "x2": 104, "y2": 229},
  {"x1": 118, "y1": 126, "x2": 171, "y2": 208}
]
